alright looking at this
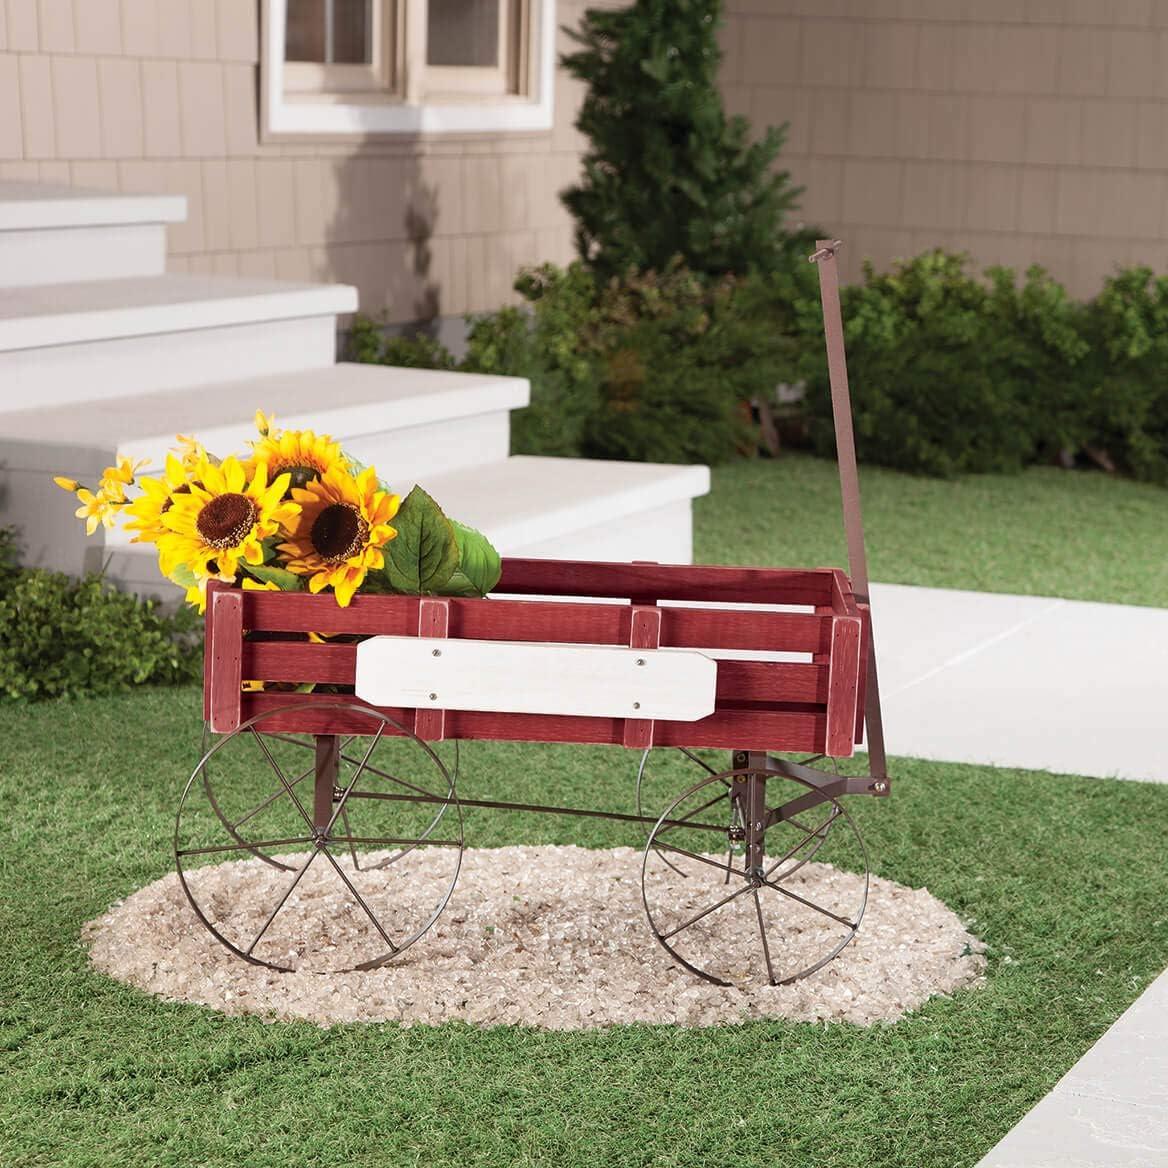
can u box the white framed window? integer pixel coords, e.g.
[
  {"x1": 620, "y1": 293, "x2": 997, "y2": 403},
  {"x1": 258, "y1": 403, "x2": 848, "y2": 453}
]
[{"x1": 263, "y1": 0, "x2": 554, "y2": 137}]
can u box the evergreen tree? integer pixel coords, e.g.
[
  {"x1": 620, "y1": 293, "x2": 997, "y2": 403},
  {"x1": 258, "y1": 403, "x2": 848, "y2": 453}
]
[{"x1": 560, "y1": 0, "x2": 801, "y2": 282}]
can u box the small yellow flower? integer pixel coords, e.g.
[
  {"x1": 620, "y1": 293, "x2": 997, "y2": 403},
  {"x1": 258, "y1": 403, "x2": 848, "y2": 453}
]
[
  {"x1": 157, "y1": 455, "x2": 298, "y2": 583},
  {"x1": 123, "y1": 453, "x2": 191, "y2": 546},
  {"x1": 73, "y1": 487, "x2": 121, "y2": 536},
  {"x1": 173, "y1": 434, "x2": 209, "y2": 473},
  {"x1": 254, "y1": 409, "x2": 276, "y2": 438},
  {"x1": 99, "y1": 455, "x2": 148, "y2": 503},
  {"x1": 53, "y1": 476, "x2": 81, "y2": 493},
  {"x1": 278, "y1": 465, "x2": 399, "y2": 607}
]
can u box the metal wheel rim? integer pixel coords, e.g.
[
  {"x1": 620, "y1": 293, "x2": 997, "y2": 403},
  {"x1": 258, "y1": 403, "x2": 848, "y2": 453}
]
[
  {"x1": 175, "y1": 700, "x2": 463, "y2": 974},
  {"x1": 641, "y1": 766, "x2": 869, "y2": 988}
]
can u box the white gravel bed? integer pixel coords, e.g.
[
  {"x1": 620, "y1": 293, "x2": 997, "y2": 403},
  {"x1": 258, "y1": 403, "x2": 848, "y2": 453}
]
[{"x1": 84, "y1": 845, "x2": 985, "y2": 1029}]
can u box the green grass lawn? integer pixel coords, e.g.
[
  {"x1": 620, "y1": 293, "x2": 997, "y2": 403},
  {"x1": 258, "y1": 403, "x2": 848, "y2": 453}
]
[
  {"x1": 698, "y1": 455, "x2": 1168, "y2": 608},
  {"x1": 3, "y1": 459, "x2": 1167, "y2": 1167}
]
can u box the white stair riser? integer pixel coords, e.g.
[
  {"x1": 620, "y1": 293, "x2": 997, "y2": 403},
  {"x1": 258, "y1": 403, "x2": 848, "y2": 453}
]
[
  {"x1": 0, "y1": 224, "x2": 167, "y2": 288},
  {"x1": 0, "y1": 316, "x2": 338, "y2": 410},
  {"x1": 100, "y1": 409, "x2": 514, "y2": 548},
  {"x1": 508, "y1": 499, "x2": 694, "y2": 564}
]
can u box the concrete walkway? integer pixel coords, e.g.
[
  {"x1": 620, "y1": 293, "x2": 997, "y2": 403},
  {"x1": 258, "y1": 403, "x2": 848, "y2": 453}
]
[
  {"x1": 975, "y1": 967, "x2": 1168, "y2": 1167},
  {"x1": 868, "y1": 582, "x2": 1168, "y2": 783},
  {"x1": 864, "y1": 582, "x2": 1167, "y2": 1165}
]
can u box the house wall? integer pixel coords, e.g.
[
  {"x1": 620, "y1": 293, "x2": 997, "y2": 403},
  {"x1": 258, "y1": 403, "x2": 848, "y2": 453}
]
[
  {"x1": 720, "y1": 0, "x2": 1168, "y2": 297},
  {"x1": 0, "y1": 0, "x2": 604, "y2": 320}
]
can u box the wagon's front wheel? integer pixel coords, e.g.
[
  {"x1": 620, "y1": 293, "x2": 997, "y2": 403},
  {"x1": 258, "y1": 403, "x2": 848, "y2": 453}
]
[
  {"x1": 641, "y1": 765, "x2": 868, "y2": 987},
  {"x1": 175, "y1": 701, "x2": 462, "y2": 973}
]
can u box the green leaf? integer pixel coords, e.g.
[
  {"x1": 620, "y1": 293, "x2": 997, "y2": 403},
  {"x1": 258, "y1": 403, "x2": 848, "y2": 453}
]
[
  {"x1": 384, "y1": 485, "x2": 459, "y2": 595},
  {"x1": 166, "y1": 562, "x2": 200, "y2": 590},
  {"x1": 440, "y1": 520, "x2": 502, "y2": 598},
  {"x1": 243, "y1": 563, "x2": 305, "y2": 591}
]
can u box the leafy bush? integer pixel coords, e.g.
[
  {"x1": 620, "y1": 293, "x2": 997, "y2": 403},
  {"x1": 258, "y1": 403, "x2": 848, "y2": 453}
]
[
  {"x1": 1079, "y1": 268, "x2": 1168, "y2": 484},
  {"x1": 561, "y1": 0, "x2": 801, "y2": 281},
  {"x1": 797, "y1": 251, "x2": 1089, "y2": 478},
  {"x1": 0, "y1": 528, "x2": 202, "y2": 701}
]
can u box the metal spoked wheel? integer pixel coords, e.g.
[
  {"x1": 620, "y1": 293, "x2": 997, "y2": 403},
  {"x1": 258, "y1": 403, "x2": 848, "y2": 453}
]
[
  {"x1": 641, "y1": 764, "x2": 868, "y2": 987},
  {"x1": 197, "y1": 722, "x2": 459, "y2": 874},
  {"x1": 175, "y1": 701, "x2": 463, "y2": 973}
]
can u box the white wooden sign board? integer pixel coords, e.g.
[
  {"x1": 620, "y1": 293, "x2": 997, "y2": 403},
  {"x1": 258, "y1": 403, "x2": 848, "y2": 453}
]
[{"x1": 355, "y1": 637, "x2": 718, "y2": 722}]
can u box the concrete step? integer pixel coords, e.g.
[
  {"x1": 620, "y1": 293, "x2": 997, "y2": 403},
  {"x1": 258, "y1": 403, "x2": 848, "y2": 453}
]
[
  {"x1": 0, "y1": 180, "x2": 186, "y2": 288},
  {"x1": 0, "y1": 273, "x2": 356, "y2": 408},
  {"x1": 103, "y1": 454, "x2": 711, "y2": 596}
]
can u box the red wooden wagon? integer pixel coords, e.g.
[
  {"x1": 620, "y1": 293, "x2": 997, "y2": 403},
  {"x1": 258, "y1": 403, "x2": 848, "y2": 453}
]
[{"x1": 175, "y1": 242, "x2": 889, "y2": 987}]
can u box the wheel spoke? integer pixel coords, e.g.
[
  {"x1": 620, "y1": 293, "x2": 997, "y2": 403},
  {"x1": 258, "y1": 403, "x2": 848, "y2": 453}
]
[
  {"x1": 250, "y1": 728, "x2": 315, "y2": 832},
  {"x1": 339, "y1": 807, "x2": 361, "y2": 870},
  {"x1": 337, "y1": 752, "x2": 448, "y2": 802},
  {"x1": 317, "y1": 847, "x2": 399, "y2": 954},
  {"x1": 761, "y1": 878, "x2": 857, "y2": 930},
  {"x1": 245, "y1": 847, "x2": 321, "y2": 956},
  {"x1": 678, "y1": 747, "x2": 722, "y2": 778},
  {"x1": 658, "y1": 883, "x2": 755, "y2": 942},
  {"x1": 325, "y1": 725, "x2": 384, "y2": 837},
  {"x1": 653, "y1": 840, "x2": 744, "y2": 881},
  {"x1": 763, "y1": 808, "x2": 840, "y2": 882},
  {"x1": 229, "y1": 758, "x2": 315, "y2": 831},
  {"x1": 177, "y1": 835, "x2": 313, "y2": 858},
  {"x1": 753, "y1": 889, "x2": 777, "y2": 985}
]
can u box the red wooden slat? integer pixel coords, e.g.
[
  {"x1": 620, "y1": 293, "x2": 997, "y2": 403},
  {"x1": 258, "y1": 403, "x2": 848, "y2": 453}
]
[
  {"x1": 715, "y1": 660, "x2": 827, "y2": 705},
  {"x1": 414, "y1": 597, "x2": 449, "y2": 741},
  {"x1": 451, "y1": 597, "x2": 630, "y2": 646},
  {"x1": 203, "y1": 579, "x2": 223, "y2": 721},
  {"x1": 207, "y1": 588, "x2": 243, "y2": 733},
  {"x1": 236, "y1": 693, "x2": 831, "y2": 755},
  {"x1": 622, "y1": 605, "x2": 661, "y2": 750},
  {"x1": 662, "y1": 606, "x2": 831, "y2": 655},
  {"x1": 497, "y1": 558, "x2": 834, "y2": 606},
  {"x1": 244, "y1": 590, "x2": 418, "y2": 634},
  {"x1": 242, "y1": 641, "x2": 357, "y2": 684},
  {"x1": 855, "y1": 603, "x2": 871, "y2": 744},
  {"x1": 830, "y1": 569, "x2": 860, "y2": 618},
  {"x1": 825, "y1": 615, "x2": 862, "y2": 757}
]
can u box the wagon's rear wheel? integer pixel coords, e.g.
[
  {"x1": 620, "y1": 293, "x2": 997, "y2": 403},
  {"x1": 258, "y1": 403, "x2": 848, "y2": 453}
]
[
  {"x1": 641, "y1": 764, "x2": 868, "y2": 987},
  {"x1": 175, "y1": 701, "x2": 462, "y2": 973}
]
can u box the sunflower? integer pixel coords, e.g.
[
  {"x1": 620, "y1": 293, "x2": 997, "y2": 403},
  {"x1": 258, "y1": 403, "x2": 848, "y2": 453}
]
[
  {"x1": 248, "y1": 422, "x2": 348, "y2": 496},
  {"x1": 157, "y1": 456, "x2": 298, "y2": 583},
  {"x1": 278, "y1": 465, "x2": 399, "y2": 607},
  {"x1": 122, "y1": 453, "x2": 192, "y2": 546}
]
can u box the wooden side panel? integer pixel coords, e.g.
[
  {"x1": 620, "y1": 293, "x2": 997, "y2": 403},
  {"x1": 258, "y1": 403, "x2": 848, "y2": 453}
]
[
  {"x1": 825, "y1": 615, "x2": 862, "y2": 757},
  {"x1": 623, "y1": 605, "x2": 661, "y2": 749},
  {"x1": 207, "y1": 588, "x2": 243, "y2": 734},
  {"x1": 855, "y1": 602, "x2": 871, "y2": 744},
  {"x1": 244, "y1": 590, "x2": 418, "y2": 635},
  {"x1": 662, "y1": 607, "x2": 831, "y2": 655},
  {"x1": 716, "y1": 661, "x2": 827, "y2": 705},
  {"x1": 414, "y1": 597, "x2": 449, "y2": 742}
]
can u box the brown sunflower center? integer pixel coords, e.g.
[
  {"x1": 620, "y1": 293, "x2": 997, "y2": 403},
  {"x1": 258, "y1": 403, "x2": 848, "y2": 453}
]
[
  {"x1": 311, "y1": 502, "x2": 368, "y2": 562},
  {"x1": 196, "y1": 492, "x2": 257, "y2": 549}
]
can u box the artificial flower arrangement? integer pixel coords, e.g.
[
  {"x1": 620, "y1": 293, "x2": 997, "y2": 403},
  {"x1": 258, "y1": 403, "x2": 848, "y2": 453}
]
[{"x1": 54, "y1": 412, "x2": 502, "y2": 611}]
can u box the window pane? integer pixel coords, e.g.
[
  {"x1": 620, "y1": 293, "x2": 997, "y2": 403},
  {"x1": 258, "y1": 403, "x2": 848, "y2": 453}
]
[
  {"x1": 427, "y1": 0, "x2": 499, "y2": 67},
  {"x1": 333, "y1": 0, "x2": 372, "y2": 64},
  {"x1": 285, "y1": 0, "x2": 370, "y2": 64},
  {"x1": 285, "y1": 0, "x2": 326, "y2": 61}
]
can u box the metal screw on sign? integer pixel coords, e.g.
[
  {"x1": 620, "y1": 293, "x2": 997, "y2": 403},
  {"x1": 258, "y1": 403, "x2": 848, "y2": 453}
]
[
  {"x1": 432, "y1": 649, "x2": 441, "y2": 657},
  {"x1": 429, "y1": 693, "x2": 438, "y2": 701}
]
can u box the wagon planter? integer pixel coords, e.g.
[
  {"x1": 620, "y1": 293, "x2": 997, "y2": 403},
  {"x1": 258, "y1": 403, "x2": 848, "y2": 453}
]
[{"x1": 174, "y1": 240, "x2": 890, "y2": 988}]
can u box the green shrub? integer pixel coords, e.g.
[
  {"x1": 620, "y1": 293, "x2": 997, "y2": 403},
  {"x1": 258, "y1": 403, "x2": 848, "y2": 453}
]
[
  {"x1": 798, "y1": 251, "x2": 1088, "y2": 478},
  {"x1": 560, "y1": 0, "x2": 800, "y2": 281},
  {"x1": 1079, "y1": 267, "x2": 1168, "y2": 484},
  {"x1": 0, "y1": 528, "x2": 202, "y2": 701},
  {"x1": 348, "y1": 317, "x2": 457, "y2": 370}
]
